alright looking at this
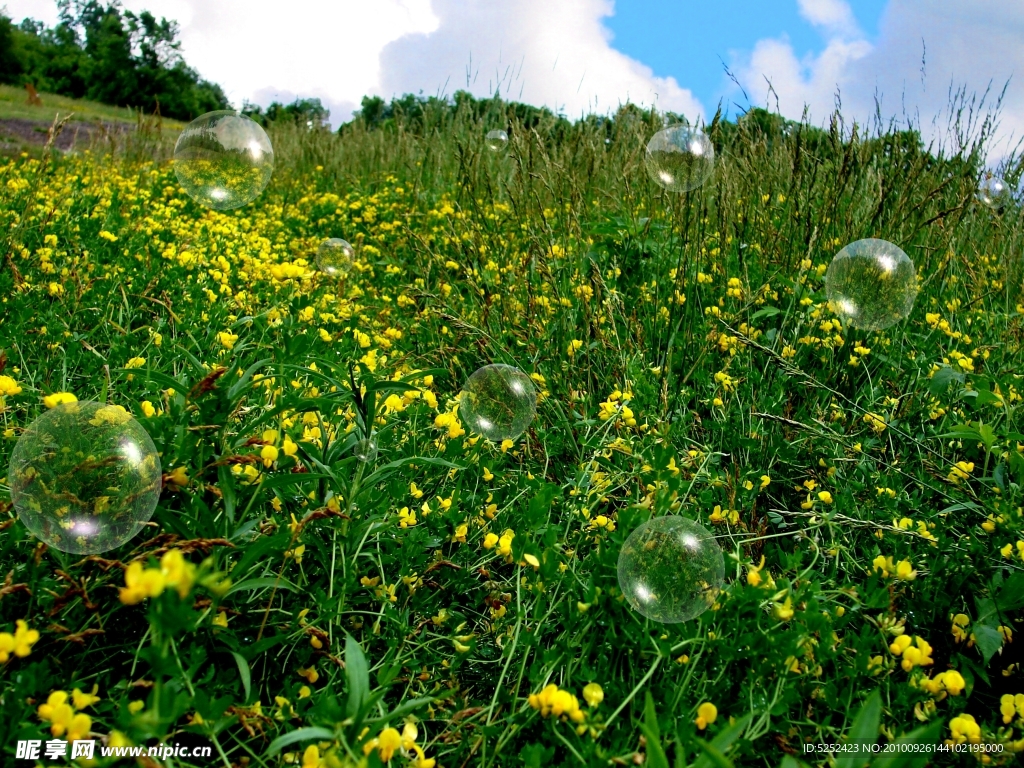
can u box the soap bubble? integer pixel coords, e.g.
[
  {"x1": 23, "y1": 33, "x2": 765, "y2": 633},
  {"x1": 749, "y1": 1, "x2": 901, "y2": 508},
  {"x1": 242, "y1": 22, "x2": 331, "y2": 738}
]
[
  {"x1": 459, "y1": 364, "x2": 537, "y2": 442},
  {"x1": 617, "y1": 516, "x2": 723, "y2": 623},
  {"x1": 315, "y1": 238, "x2": 355, "y2": 277},
  {"x1": 9, "y1": 401, "x2": 162, "y2": 554},
  {"x1": 824, "y1": 238, "x2": 918, "y2": 331},
  {"x1": 485, "y1": 129, "x2": 508, "y2": 151},
  {"x1": 977, "y1": 173, "x2": 1012, "y2": 211},
  {"x1": 352, "y1": 438, "x2": 378, "y2": 463},
  {"x1": 645, "y1": 126, "x2": 714, "y2": 192},
  {"x1": 173, "y1": 110, "x2": 274, "y2": 210}
]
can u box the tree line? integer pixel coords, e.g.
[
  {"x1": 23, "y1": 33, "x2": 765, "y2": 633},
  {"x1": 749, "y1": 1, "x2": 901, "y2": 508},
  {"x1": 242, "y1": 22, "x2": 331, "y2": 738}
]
[{"x1": 0, "y1": 0, "x2": 229, "y2": 121}]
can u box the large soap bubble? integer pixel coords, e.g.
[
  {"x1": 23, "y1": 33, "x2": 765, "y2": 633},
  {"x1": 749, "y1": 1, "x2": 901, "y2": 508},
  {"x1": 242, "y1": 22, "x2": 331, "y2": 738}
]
[
  {"x1": 485, "y1": 129, "x2": 509, "y2": 152},
  {"x1": 977, "y1": 173, "x2": 1012, "y2": 211},
  {"x1": 9, "y1": 401, "x2": 162, "y2": 554},
  {"x1": 645, "y1": 125, "x2": 714, "y2": 192},
  {"x1": 459, "y1": 364, "x2": 537, "y2": 442},
  {"x1": 617, "y1": 516, "x2": 724, "y2": 623},
  {"x1": 824, "y1": 238, "x2": 918, "y2": 332},
  {"x1": 173, "y1": 111, "x2": 274, "y2": 210},
  {"x1": 315, "y1": 238, "x2": 355, "y2": 277}
]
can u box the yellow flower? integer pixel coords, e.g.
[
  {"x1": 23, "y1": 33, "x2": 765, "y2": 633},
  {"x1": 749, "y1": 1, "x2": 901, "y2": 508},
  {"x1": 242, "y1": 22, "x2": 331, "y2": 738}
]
[
  {"x1": 160, "y1": 550, "x2": 196, "y2": 598},
  {"x1": 863, "y1": 412, "x2": 887, "y2": 434},
  {"x1": 568, "y1": 339, "x2": 583, "y2": 356},
  {"x1": 695, "y1": 702, "x2": 718, "y2": 730},
  {"x1": 71, "y1": 684, "x2": 100, "y2": 710},
  {"x1": 261, "y1": 444, "x2": 279, "y2": 467},
  {"x1": 951, "y1": 613, "x2": 971, "y2": 643},
  {"x1": 140, "y1": 400, "x2": 157, "y2": 418},
  {"x1": 948, "y1": 461, "x2": 974, "y2": 484},
  {"x1": 125, "y1": 356, "x2": 146, "y2": 369},
  {"x1": 773, "y1": 596, "x2": 794, "y2": 621},
  {"x1": 364, "y1": 726, "x2": 402, "y2": 761},
  {"x1": 0, "y1": 620, "x2": 39, "y2": 661},
  {"x1": 0, "y1": 375, "x2": 23, "y2": 396},
  {"x1": 746, "y1": 555, "x2": 766, "y2": 587},
  {"x1": 483, "y1": 532, "x2": 499, "y2": 549},
  {"x1": 582, "y1": 682, "x2": 604, "y2": 707},
  {"x1": 43, "y1": 391, "x2": 77, "y2": 409},
  {"x1": 212, "y1": 612, "x2": 229, "y2": 628},
  {"x1": 119, "y1": 561, "x2": 166, "y2": 605},
  {"x1": 817, "y1": 491, "x2": 833, "y2": 504},
  {"x1": 167, "y1": 466, "x2": 189, "y2": 487},
  {"x1": 218, "y1": 331, "x2": 239, "y2": 350},
  {"x1": 948, "y1": 713, "x2": 981, "y2": 744},
  {"x1": 302, "y1": 745, "x2": 324, "y2": 768}
]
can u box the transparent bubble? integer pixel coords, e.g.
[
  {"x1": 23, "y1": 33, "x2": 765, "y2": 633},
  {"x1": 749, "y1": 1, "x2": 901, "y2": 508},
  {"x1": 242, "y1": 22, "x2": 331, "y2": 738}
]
[
  {"x1": 173, "y1": 111, "x2": 274, "y2": 210},
  {"x1": 315, "y1": 238, "x2": 355, "y2": 277},
  {"x1": 9, "y1": 401, "x2": 162, "y2": 554},
  {"x1": 645, "y1": 126, "x2": 714, "y2": 192},
  {"x1": 352, "y1": 438, "x2": 378, "y2": 463},
  {"x1": 617, "y1": 516, "x2": 723, "y2": 623},
  {"x1": 459, "y1": 364, "x2": 537, "y2": 442},
  {"x1": 485, "y1": 129, "x2": 509, "y2": 152},
  {"x1": 977, "y1": 173, "x2": 1012, "y2": 211},
  {"x1": 824, "y1": 238, "x2": 918, "y2": 331}
]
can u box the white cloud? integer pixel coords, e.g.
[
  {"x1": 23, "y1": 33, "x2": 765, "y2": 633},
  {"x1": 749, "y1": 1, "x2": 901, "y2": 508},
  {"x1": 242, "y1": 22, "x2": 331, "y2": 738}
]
[
  {"x1": 797, "y1": 0, "x2": 859, "y2": 37},
  {"x1": 376, "y1": 0, "x2": 704, "y2": 120},
  {"x1": 5, "y1": 0, "x2": 703, "y2": 125},
  {"x1": 734, "y1": 0, "x2": 1024, "y2": 158}
]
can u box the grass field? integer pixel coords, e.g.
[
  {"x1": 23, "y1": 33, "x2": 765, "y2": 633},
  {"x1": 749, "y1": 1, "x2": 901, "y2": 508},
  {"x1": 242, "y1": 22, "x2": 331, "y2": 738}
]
[
  {"x1": 1, "y1": 96, "x2": 1024, "y2": 768},
  {"x1": 0, "y1": 84, "x2": 184, "y2": 155}
]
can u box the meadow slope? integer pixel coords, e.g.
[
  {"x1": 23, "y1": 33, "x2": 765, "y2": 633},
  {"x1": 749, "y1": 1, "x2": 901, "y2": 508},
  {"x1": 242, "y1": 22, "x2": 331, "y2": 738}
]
[{"x1": 1, "y1": 101, "x2": 1024, "y2": 767}]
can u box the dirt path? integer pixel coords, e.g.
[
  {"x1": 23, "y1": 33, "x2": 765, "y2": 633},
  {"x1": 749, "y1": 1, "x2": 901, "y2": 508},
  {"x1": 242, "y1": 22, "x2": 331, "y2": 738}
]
[{"x1": 0, "y1": 117, "x2": 138, "y2": 152}]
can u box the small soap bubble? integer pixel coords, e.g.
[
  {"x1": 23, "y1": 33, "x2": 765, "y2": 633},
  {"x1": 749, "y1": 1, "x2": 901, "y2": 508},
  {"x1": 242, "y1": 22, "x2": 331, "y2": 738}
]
[
  {"x1": 977, "y1": 173, "x2": 1012, "y2": 211},
  {"x1": 645, "y1": 125, "x2": 714, "y2": 192},
  {"x1": 352, "y1": 438, "x2": 378, "y2": 463},
  {"x1": 173, "y1": 110, "x2": 274, "y2": 210},
  {"x1": 315, "y1": 238, "x2": 355, "y2": 277},
  {"x1": 485, "y1": 129, "x2": 509, "y2": 151},
  {"x1": 617, "y1": 516, "x2": 724, "y2": 623},
  {"x1": 9, "y1": 401, "x2": 162, "y2": 554},
  {"x1": 824, "y1": 238, "x2": 918, "y2": 331},
  {"x1": 459, "y1": 364, "x2": 537, "y2": 442}
]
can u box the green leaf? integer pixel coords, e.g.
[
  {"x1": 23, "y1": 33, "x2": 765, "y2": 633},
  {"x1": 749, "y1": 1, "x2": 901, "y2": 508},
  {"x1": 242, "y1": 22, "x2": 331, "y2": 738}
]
[
  {"x1": 230, "y1": 651, "x2": 251, "y2": 702},
  {"x1": 779, "y1": 758, "x2": 811, "y2": 768},
  {"x1": 267, "y1": 727, "x2": 337, "y2": 756},
  {"x1": 836, "y1": 690, "x2": 881, "y2": 768},
  {"x1": 972, "y1": 623, "x2": 1003, "y2": 665},
  {"x1": 361, "y1": 456, "x2": 465, "y2": 487},
  {"x1": 644, "y1": 691, "x2": 661, "y2": 742},
  {"x1": 995, "y1": 572, "x2": 1024, "y2": 612},
  {"x1": 218, "y1": 465, "x2": 237, "y2": 523},
  {"x1": 346, "y1": 633, "x2": 370, "y2": 720},
  {"x1": 928, "y1": 366, "x2": 964, "y2": 396},
  {"x1": 692, "y1": 714, "x2": 751, "y2": 768},
  {"x1": 693, "y1": 739, "x2": 735, "y2": 768},
  {"x1": 227, "y1": 357, "x2": 273, "y2": 400},
  {"x1": 870, "y1": 720, "x2": 942, "y2": 768},
  {"x1": 259, "y1": 472, "x2": 335, "y2": 491},
  {"x1": 364, "y1": 696, "x2": 434, "y2": 724},
  {"x1": 751, "y1": 306, "x2": 781, "y2": 321},
  {"x1": 224, "y1": 577, "x2": 298, "y2": 597},
  {"x1": 640, "y1": 723, "x2": 670, "y2": 768}
]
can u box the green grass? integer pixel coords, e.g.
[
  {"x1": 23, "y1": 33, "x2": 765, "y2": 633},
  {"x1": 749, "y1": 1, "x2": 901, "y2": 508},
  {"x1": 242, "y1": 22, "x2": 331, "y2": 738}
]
[{"x1": 1, "y1": 98, "x2": 1024, "y2": 768}]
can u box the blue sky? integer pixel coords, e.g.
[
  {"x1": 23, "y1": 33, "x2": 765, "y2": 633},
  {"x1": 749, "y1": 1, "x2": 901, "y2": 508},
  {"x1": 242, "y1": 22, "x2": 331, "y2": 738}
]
[{"x1": 606, "y1": 0, "x2": 889, "y2": 115}]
